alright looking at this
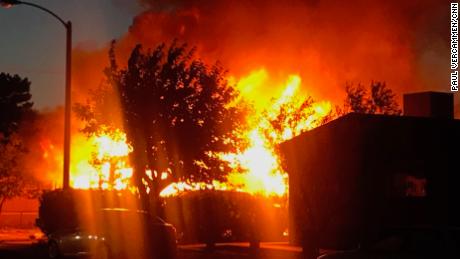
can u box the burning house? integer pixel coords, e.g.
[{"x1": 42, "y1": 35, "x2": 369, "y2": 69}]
[{"x1": 279, "y1": 91, "x2": 459, "y2": 249}]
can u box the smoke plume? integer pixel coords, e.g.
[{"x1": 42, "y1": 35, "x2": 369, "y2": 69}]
[{"x1": 71, "y1": 0, "x2": 452, "y2": 106}]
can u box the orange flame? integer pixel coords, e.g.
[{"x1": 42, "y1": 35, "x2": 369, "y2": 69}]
[
  {"x1": 214, "y1": 71, "x2": 331, "y2": 196},
  {"x1": 70, "y1": 130, "x2": 133, "y2": 191}
]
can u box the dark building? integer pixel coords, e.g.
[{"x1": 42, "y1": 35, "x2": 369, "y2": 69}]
[
  {"x1": 279, "y1": 92, "x2": 459, "y2": 251},
  {"x1": 403, "y1": 91, "x2": 454, "y2": 119}
]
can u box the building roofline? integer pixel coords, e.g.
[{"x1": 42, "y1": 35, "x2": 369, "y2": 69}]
[{"x1": 279, "y1": 112, "x2": 460, "y2": 148}]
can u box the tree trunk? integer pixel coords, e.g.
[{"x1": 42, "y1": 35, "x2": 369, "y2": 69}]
[
  {"x1": 148, "y1": 190, "x2": 164, "y2": 218},
  {"x1": 133, "y1": 162, "x2": 150, "y2": 212}
]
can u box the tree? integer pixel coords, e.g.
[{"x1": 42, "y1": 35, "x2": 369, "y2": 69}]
[
  {"x1": 0, "y1": 133, "x2": 26, "y2": 212},
  {"x1": 344, "y1": 81, "x2": 401, "y2": 115},
  {"x1": 0, "y1": 73, "x2": 34, "y2": 212},
  {"x1": 0, "y1": 73, "x2": 33, "y2": 137},
  {"x1": 266, "y1": 97, "x2": 335, "y2": 143},
  {"x1": 76, "y1": 41, "x2": 246, "y2": 212}
]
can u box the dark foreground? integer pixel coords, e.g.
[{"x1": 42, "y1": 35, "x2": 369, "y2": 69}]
[{"x1": 0, "y1": 241, "x2": 303, "y2": 259}]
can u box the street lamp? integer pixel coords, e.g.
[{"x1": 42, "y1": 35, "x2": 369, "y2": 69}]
[{"x1": 1, "y1": 0, "x2": 72, "y2": 189}]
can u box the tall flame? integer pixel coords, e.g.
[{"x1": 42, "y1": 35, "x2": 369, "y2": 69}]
[
  {"x1": 70, "y1": 130, "x2": 133, "y2": 191},
  {"x1": 215, "y1": 71, "x2": 331, "y2": 196}
]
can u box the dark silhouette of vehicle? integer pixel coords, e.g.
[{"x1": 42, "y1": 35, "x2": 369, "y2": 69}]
[
  {"x1": 46, "y1": 208, "x2": 177, "y2": 259},
  {"x1": 317, "y1": 226, "x2": 460, "y2": 259}
]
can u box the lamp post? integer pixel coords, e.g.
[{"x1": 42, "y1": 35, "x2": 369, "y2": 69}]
[{"x1": 1, "y1": 0, "x2": 72, "y2": 189}]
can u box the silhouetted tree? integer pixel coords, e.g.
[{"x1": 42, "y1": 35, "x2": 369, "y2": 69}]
[
  {"x1": 0, "y1": 133, "x2": 26, "y2": 212},
  {"x1": 0, "y1": 73, "x2": 33, "y2": 137},
  {"x1": 344, "y1": 81, "x2": 401, "y2": 115},
  {"x1": 0, "y1": 73, "x2": 34, "y2": 212},
  {"x1": 75, "y1": 41, "x2": 246, "y2": 212},
  {"x1": 266, "y1": 97, "x2": 335, "y2": 142}
]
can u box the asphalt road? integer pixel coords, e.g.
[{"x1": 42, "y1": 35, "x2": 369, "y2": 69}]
[{"x1": 0, "y1": 241, "x2": 304, "y2": 259}]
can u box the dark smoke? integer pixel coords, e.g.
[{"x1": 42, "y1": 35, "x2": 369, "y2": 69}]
[{"x1": 76, "y1": 0, "x2": 454, "y2": 111}]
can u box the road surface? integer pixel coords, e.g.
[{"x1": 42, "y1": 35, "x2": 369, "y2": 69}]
[{"x1": 0, "y1": 240, "x2": 305, "y2": 259}]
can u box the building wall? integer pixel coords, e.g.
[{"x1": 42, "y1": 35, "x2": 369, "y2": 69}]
[
  {"x1": 281, "y1": 115, "x2": 367, "y2": 247},
  {"x1": 280, "y1": 113, "x2": 460, "y2": 249}
]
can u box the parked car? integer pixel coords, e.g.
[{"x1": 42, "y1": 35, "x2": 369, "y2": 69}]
[
  {"x1": 317, "y1": 226, "x2": 460, "y2": 259},
  {"x1": 46, "y1": 208, "x2": 177, "y2": 259}
]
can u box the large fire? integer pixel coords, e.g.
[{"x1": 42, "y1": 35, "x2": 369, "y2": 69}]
[
  {"x1": 34, "y1": 0, "x2": 448, "y2": 197},
  {"x1": 42, "y1": 70, "x2": 331, "y2": 197}
]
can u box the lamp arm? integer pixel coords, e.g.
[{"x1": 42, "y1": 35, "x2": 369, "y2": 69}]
[{"x1": 16, "y1": 1, "x2": 69, "y2": 28}]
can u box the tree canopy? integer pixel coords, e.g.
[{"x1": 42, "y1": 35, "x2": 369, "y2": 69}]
[
  {"x1": 75, "y1": 41, "x2": 247, "y2": 203},
  {"x1": 344, "y1": 81, "x2": 401, "y2": 115},
  {"x1": 0, "y1": 73, "x2": 34, "y2": 211},
  {"x1": 0, "y1": 133, "x2": 26, "y2": 211},
  {"x1": 0, "y1": 73, "x2": 33, "y2": 138}
]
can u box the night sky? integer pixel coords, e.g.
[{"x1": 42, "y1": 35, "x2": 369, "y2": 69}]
[{"x1": 0, "y1": 0, "x2": 140, "y2": 108}]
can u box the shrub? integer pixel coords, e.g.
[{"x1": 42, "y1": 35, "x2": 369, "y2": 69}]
[{"x1": 163, "y1": 190, "x2": 287, "y2": 244}]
